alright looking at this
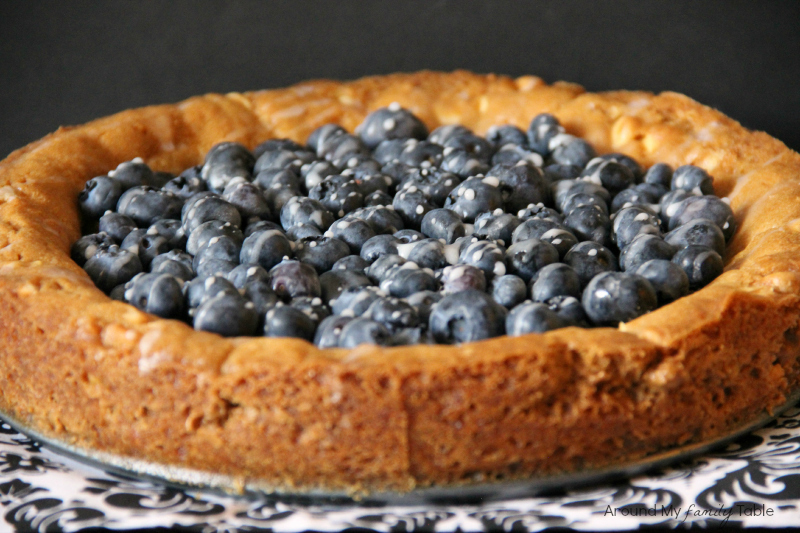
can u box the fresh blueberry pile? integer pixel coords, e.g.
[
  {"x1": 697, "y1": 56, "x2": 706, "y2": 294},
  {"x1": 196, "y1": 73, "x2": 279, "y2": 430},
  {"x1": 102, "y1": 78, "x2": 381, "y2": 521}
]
[{"x1": 73, "y1": 104, "x2": 736, "y2": 346}]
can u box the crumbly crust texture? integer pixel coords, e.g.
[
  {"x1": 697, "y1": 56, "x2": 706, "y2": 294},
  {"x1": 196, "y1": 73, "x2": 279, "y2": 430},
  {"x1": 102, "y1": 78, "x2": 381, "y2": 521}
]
[{"x1": 2, "y1": 71, "x2": 800, "y2": 494}]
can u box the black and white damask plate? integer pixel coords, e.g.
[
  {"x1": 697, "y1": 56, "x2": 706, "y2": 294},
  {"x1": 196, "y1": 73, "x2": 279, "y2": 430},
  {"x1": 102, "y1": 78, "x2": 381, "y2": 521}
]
[{"x1": 3, "y1": 396, "x2": 800, "y2": 532}]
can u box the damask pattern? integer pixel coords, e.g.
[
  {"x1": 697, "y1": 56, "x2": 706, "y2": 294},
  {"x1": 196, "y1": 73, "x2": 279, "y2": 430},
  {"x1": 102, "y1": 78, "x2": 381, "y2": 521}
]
[{"x1": 2, "y1": 408, "x2": 800, "y2": 532}]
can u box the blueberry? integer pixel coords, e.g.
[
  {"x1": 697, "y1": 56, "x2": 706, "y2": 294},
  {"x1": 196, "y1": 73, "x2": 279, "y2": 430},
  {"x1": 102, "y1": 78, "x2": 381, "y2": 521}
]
[
  {"x1": 593, "y1": 153, "x2": 644, "y2": 181},
  {"x1": 150, "y1": 250, "x2": 195, "y2": 281},
  {"x1": 428, "y1": 124, "x2": 472, "y2": 146},
  {"x1": 660, "y1": 189, "x2": 699, "y2": 225},
  {"x1": 71, "y1": 232, "x2": 116, "y2": 267},
  {"x1": 185, "y1": 274, "x2": 240, "y2": 310},
  {"x1": 83, "y1": 245, "x2": 143, "y2": 293},
  {"x1": 581, "y1": 272, "x2": 658, "y2": 326},
  {"x1": 516, "y1": 203, "x2": 564, "y2": 224},
  {"x1": 109, "y1": 284, "x2": 127, "y2": 301},
  {"x1": 314, "y1": 315, "x2": 355, "y2": 348},
  {"x1": 504, "y1": 238, "x2": 559, "y2": 282},
  {"x1": 254, "y1": 148, "x2": 313, "y2": 174},
  {"x1": 392, "y1": 188, "x2": 436, "y2": 229},
  {"x1": 460, "y1": 239, "x2": 508, "y2": 279},
  {"x1": 440, "y1": 264, "x2": 487, "y2": 294},
  {"x1": 269, "y1": 260, "x2": 321, "y2": 300},
  {"x1": 380, "y1": 263, "x2": 438, "y2": 297},
  {"x1": 186, "y1": 220, "x2": 243, "y2": 256},
  {"x1": 253, "y1": 167, "x2": 303, "y2": 192},
  {"x1": 285, "y1": 223, "x2": 323, "y2": 240},
  {"x1": 671, "y1": 165, "x2": 714, "y2": 195},
  {"x1": 511, "y1": 218, "x2": 563, "y2": 243},
  {"x1": 181, "y1": 191, "x2": 217, "y2": 220},
  {"x1": 300, "y1": 160, "x2": 338, "y2": 191},
  {"x1": 356, "y1": 104, "x2": 428, "y2": 148},
  {"x1": 240, "y1": 229, "x2": 293, "y2": 271},
  {"x1": 544, "y1": 163, "x2": 582, "y2": 182},
  {"x1": 644, "y1": 162, "x2": 673, "y2": 189},
  {"x1": 350, "y1": 171, "x2": 393, "y2": 197},
  {"x1": 349, "y1": 205, "x2": 405, "y2": 234},
  {"x1": 331, "y1": 254, "x2": 371, "y2": 273},
  {"x1": 635, "y1": 259, "x2": 690, "y2": 304},
  {"x1": 399, "y1": 168, "x2": 461, "y2": 206},
  {"x1": 307, "y1": 124, "x2": 347, "y2": 153},
  {"x1": 564, "y1": 241, "x2": 618, "y2": 287},
  {"x1": 109, "y1": 159, "x2": 156, "y2": 190},
  {"x1": 619, "y1": 234, "x2": 676, "y2": 272},
  {"x1": 294, "y1": 236, "x2": 351, "y2": 274},
  {"x1": 121, "y1": 230, "x2": 171, "y2": 268},
  {"x1": 506, "y1": 301, "x2": 570, "y2": 335},
  {"x1": 429, "y1": 290, "x2": 507, "y2": 343},
  {"x1": 181, "y1": 196, "x2": 242, "y2": 235},
  {"x1": 338, "y1": 317, "x2": 392, "y2": 348},
  {"x1": 421, "y1": 208, "x2": 466, "y2": 244},
  {"x1": 117, "y1": 186, "x2": 183, "y2": 227},
  {"x1": 309, "y1": 175, "x2": 364, "y2": 217},
  {"x1": 79, "y1": 176, "x2": 124, "y2": 219},
  {"x1": 548, "y1": 134, "x2": 596, "y2": 167},
  {"x1": 610, "y1": 187, "x2": 660, "y2": 213},
  {"x1": 289, "y1": 296, "x2": 331, "y2": 324},
  {"x1": 360, "y1": 234, "x2": 400, "y2": 262},
  {"x1": 323, "y1": 218, "x2": 376, "y2": 254},
  {"x1": 561, "y1": 193, "x2": 609, "y2": 217},
  {"x1": 444, "y1": 177, "x2": 504, "y2": 222},
  {"x1": 226, "y1": 264, "x2": 270, "y2": 289},
  {"x1": 319, "y1": 270, "x2": 373, "y2": 304},
  {"x1": 442, "y1": 132, "x2": 493, "y2": 164},
  {"x1": 146, "y1": 219, "x2": 186, "y2": 250},
  {"x1": 192, "y1": 230, "x2": 242, "y2": 267},
  {"x1": 243, "y1": 279, "x2": 281, "y2": 317},
  {"x1": 546, "y1": 295, "x2": 588, "y2": 326},
  {"x1": 612, "y1": 206, "x2": 662, "y2": 249},
  {"x1": 193, "y1": 293, "x2": 258, "y2": 337},
  {"x1": 263, "y1": 306, "x2": 317, "y2": 342},
  {"x1": 364, "y1": 190, "x2": 393, "y2": 207},
  {"x1": 553, "y1": 179, "x2": 611, "y2": 211},
  {"x1": 486, "y1": 124, "x2": 528, "y2": 148},
  {"x1": 490, "y1": 274, "x2": 528, "y2": 308},
  {"x1": 280, "y1": 196, "x2": 334, "y2": 232},
  {"x1": 485, "y1": 163, "x2": 550, "y2": 213},
  {"x1": 537, "y1": 227, "x2": 579, "y2": 259},
  {"x1": 405, "y1": 290, "x2": 442, "y2": 324},
  {"x1": 123, "y1": 272, "x2": 185, "y2": 319},
  {"x1": 331, "y1": 285, "x2": 385, "y2": 316},
  {"x1": 253, "y1": 138, "x2": 305, "y2": 158},
  {"x1": 490, "y1": 144, "x2": 544, "y2": 167},
  {"x1": 664, "y1": 218, "x2": 726, "y2": 256},
  {"x1": 564, "y1": 205, "x2": 611, "y2": 245},
  {"x1": 440, "y1": 149, "x2": 490, "y2": 178},
  {"x1": 398, "y1": 238, "x2": 449, "y2": 270},
  {"x1": 337, "y1": 154, "x2": 382, "y2": 176},
  {"x1": 320, "y1": 134, "x2": 371, "y2": 165},
  {"x1": 201, "y1": 142, "x2": 255, "y2": 193},
  {"x1": 671, "y1": 245, "x2": 724, "y2": 290},
  {"x1": 527, "y1": 113, "x2": 564, "y2": 155},
  {"x1": 372, "y1": 138, "x2": 409, "y2": 165},
  {"x1": 389, "y1": 327, "x2": 435, "y2": 346},
  {"x1": 163, "y1": 174, "x2": 207, "y2": 200},
  {"x1": 222, "y1": 181, "x2": 272, "y2": 220},
  {"x1": 366, "y1": 297, "x2": 420, "y2": 332},
  {"x1": 366, "y1": 254, "x2": 406, "y2": 283},
  {"x1": 531, "y1": 263, "x2": 582, "y2": 302},
  {"x1": 243, "y1": 219, "x2": 284, "y2": 238},
  {"x1": 193, "y1": 257, "x2": 238, "y2": 278},
  {"x1": 668, "y1": 196, "x2": 737, "y2": 241}
]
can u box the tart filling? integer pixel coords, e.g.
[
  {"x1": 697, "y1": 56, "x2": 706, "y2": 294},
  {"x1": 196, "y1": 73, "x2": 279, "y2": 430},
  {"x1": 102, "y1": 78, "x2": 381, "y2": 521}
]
[{"x1": 73, "y1": 108, "x2": 735, "y2": 346}]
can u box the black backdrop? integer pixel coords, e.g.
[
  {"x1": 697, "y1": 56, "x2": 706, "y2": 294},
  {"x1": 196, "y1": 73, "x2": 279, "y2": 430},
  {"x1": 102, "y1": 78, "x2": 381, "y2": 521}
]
[{"x1": 2, "y1": 1, "x2": 799, "y2": 159}]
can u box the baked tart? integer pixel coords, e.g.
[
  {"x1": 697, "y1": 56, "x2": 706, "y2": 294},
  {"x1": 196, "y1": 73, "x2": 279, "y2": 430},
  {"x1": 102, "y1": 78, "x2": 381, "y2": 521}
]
[{"x1": 1, "y1": 71, "x2": 799, "y2": 495}]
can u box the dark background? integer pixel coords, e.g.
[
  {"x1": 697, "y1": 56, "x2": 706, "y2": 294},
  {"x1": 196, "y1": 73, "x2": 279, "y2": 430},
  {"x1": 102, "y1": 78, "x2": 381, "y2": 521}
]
[{"x1": 2, "y1": 1, "x2": 799, "y2": 159}]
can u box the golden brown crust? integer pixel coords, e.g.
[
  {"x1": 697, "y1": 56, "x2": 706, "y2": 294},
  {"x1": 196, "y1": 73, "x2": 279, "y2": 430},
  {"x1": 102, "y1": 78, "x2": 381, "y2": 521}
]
[{"x1": 2, "y1": 70, "x2": 800, "y2": 493}]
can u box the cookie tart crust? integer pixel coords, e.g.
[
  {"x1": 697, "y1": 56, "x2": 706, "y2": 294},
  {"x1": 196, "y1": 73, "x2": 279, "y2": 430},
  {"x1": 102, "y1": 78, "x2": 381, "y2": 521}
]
[{"x1": 1, "y1": 71, "x2": 800, "y2": 494}]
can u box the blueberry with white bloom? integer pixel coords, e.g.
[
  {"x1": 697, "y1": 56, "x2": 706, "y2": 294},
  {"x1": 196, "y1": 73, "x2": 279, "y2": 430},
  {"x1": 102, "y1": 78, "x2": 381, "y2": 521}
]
[
  {"x1": 254, "y1": 148, "x2": 313, "y2": 174},
  {"x1": 239, "y1": 228, "x2": 293, "y2": 270},
  {"x1": 117, "y1": 186, "x2": 183, "y2": 227},
  {"x1": 392, "y1": 187, "x2": 436, "y2": 229},
  {"x1": 399, "y1": 168, "x2": 461, "y2": 206},
  {"x1": 517, "y1": 203, "x2": 564, "y2": 224},
  {"x1": 421, "y1": 208, "x2": 466, "y2": 244},
  {"x1": 307, "y1": 124, "x2": 347, "y2": 153},
  {"x1": 549, "y1": 134, "x2": 596, "y2": 167},
  {"x1": 659, "y1": 189, "x2": 699, "y2": 226},
  {"x1": 671, "y1": 245, "x2": 724, "y2": 290},
  {"x1": 544, "y1": 163, "x2": 582, "y2": 182},
  {"x1": 201, "y1": 142, "x2": 254, "y2": 193},
  {"x1": 263, "y1": 306, "x2": 317, "y2": 342},
  {"x1": 664, "y1": 218, "x2": 726, "y2": 256},
  {"x1": 668, "y1": 196, "x2": 737, "y2": 241},
  {"x1": 564, "y1": 241, "x2": 618, "y2": 287},
  {"x1": 356, "y1": 104, "x2": 428, "y2": 148},
  {"x1": 269, "y1": 260, "x2": 321, "y2": 301},
  {"x1": 671, "y1": 165, "x2": 714, "y2": 195},
  {"x1": 490, "y1": 274, "x2": 528, "y2": 308},
  {"x1": 530, "y1": 262, "x2": 582, "y2": 302},
  {"x1": 612, "y1": 206, "x2": 662, "y2": 250},
  {"x1": 394, "y1": 228, "x2": 425, "y2": 244},
  {"x1": 280, "y1": 196, "x2": 334, "y2": 232},
  {"x1": 337, "y1": 153, "x2": 382, "y2": 176},
  {"x1": 405, "y1": 290, "x2": 442, "y2": 324},
  {"x1": 561, "y1": 193, "x2": 609, "y2": 217},
  {"x1": 553, "y1": 179, "x2": 611, "y2": 211},
  {"x1": 301, "y1": 160, "x2": 338, "y2": 191},
  {"x1": 253, "y1": 167, "x2": 303, "y2": 192},
  {"x1": 472, "y1": 211, "x2": 521, "y2": 246},
  {"x1": 511, "y1": 218, "x2": 565, "y2": 244},
  {"x1": 325, "y1": 217, "x2": 376, "y2": 254},
  {"x1": 193, "y1": 257, "x2": 237, "y2": 278},
  {"x1": 594, "y1": 153, "x2": 644, "y2": 181},
  {"x1": 633, "y1": 182, "x2": 669, "y2": 202},
  {"x1": 338, "y1": 317, "x2": 392, "y2": 348},
  {"x1": 146, "y1": 219, "x2": 186, "y2": 250},
  {"x1": 243, "y1": 279, "x2": 281, "y2": 317},
  {"x1": 309, "y1": 175, "x2": 364, "y2": 217},
  {"x1": 644, "y1": 162, "x2": 674, "y2": 188},
  {"x1": 163, "y1": 174, "x2": 206, "y2": 200},
  {"x1": 79, "y1": 176, "x2": 124, "y2": 219},
  {"x1": 491, "y1": 144, "x2": 544, "y2": 167},
  {"x1": 289, "y1": 296, "x2": 331, "y2": 325},
  {"x1": 181, "y1": 196, "x2": 242, "y2": 235},
  {"x1": 398, "y1": 139, "x2": 445, "y2": 168},
  {"x1": 294, "y1": 235, "x2": 351, "y2": 273},
  {"x1": 225, "y1": 264, "x2": 270, "y2": 289},
  {"x1": 610, "y1": 187, "x2": 660, "y2": 213},
  {"x1": 564, "y1": 205, "x2": 611, "y2": 246},
  {"x1": 428, "y1": 124, "x2": 472, "y2": 146},
  {"x1": 460, "y1": 239, "x2": 508, "y2": 279},
  {"x1": 582, "y1": 272, "x2": 658, "y2": 326},
  {"x1": 186, "y1": 220, "x2": 243, "y2": 256},
  {"x1": 253, "y1": 138, "x2": 305, "y2": 159},
  {"x1": 546, "y1": 295, "x2": 588, "y2": 326},
  {"x1": 314, "y1": 315, "x2": 355, "y2": 348},
  {"x1": 619, "y1": 234, "x2": 676, "y2": 272},
  {"x1": 390, "y1": 328, "x2": 435, "y2": 346},
  {"x1": 331, "y1": 285, "x2": 385, "y2": 317},
  {"x1": 185, "y1": 275, "x2": 239, "y2": 309},
  {"x1": 243, "y1": 219, "x2": 283, "y2": 238},
  {"x1": 193, "y1": 292, "x2": 258, "y2": 337},
  {"x1": 440, "y1": 149, "x2": 490, "y2": 178},
  {"x1": 440, "y1": 264, "x2": 487, "y2": 294},
  {"x1": 442, "y1": 131, "x2": 494, "y2": 164},
  {"x1": 444, "y1": 177, "x2": 504, "y2": 222},
  {"x1": 222, "y1": 181, "x2": 272, "y2": 221},
  {"x1": 192, "y1": 229, "x2": 242, "y2": 267},
  {"x1": 380, "y1": 263, "x2": 438, "y2": 297},
  {"x1": 634, "y1": 259, "x2": 690, "y2": 304},
  {"x1": 349, "y1": 205, "x2": 405, "y2": 234},
  {"x1": 366, "y1": 254, "x2": 406, "y2": 283},
  {"x1": 360, "y1": 234, "x2": 400, "y2": 262},
  {"x1": 84, "y1": 245, "x2": 143, "y2": 293},
  {"x1": 123, "y1": 272, "x2": 185, "y2": 319},
  {"x1": 285, "y1": 223, "x2": 323, "y2": 240},
  {"x1": 504, "y1": 238, "x2": 559, "y2": 282},
  {"x1": 98, "y1": 212, "x2": 137, "y2": 242},
  {"x1": 486, "y1": 163, "x2": 551, "y2": 213},
  {"x1": 121, "y1": 230, "x2": 171, "y2": 268},
  {"x1": 537, "y1": 227, "x2": 579, "y2": 259},
  {"x1": 399, "y1": 238, "x2": 449, "y2": 270},
  {"x1": 506, "y1": 301, "x2": 570, "y2": 335},
  {"x1": 331, "y1": 254, "x2": 371, "y2": 273},
  {"x1": 429, "y1": 290, "x2": 507, "y2": 343},
  {"x1": 318, "y1": 133, "x2": 370, "y2": 164},
  {"x1": 366, "y1": 297, "x2": 420, "y2": 332},
  {"x1": 364, "y1": 190, "x2": 393, "y2": 207},
  {"x1": 486, "y1": 124, "x2": 528, "y2": 148},
  {"x1": 110, "y1": 159, "x2": 157, "y2": 191},
  {"x1": 318, "y1": 270, "x2": 373, "y2": 304},
  {"x1": 150, "y1": 250, "x2": 195, "y2": 281},
  {"x1": 580, "y1": 160, "x2": 636, "y2": 195},
  {"x1": 527, "y1": 113, "x2": 564, "y2": 155}
]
